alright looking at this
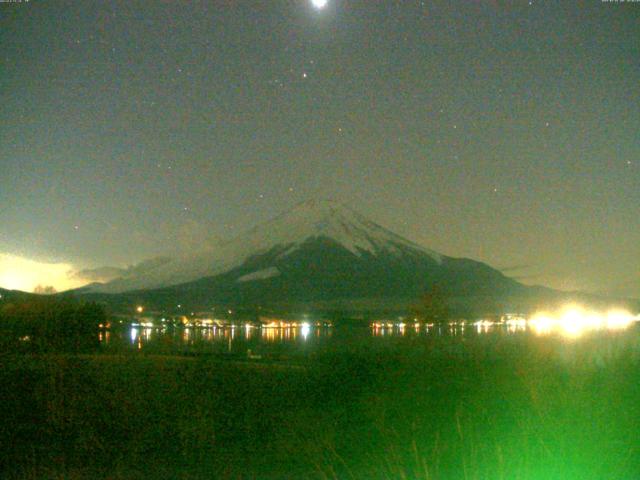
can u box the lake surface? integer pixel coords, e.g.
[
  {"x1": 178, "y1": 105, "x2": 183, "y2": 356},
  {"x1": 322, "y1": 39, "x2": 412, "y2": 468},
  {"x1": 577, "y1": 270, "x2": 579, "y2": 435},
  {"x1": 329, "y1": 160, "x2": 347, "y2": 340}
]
[{"x1": 100, "y1": 320, "x2": 640, "y2": 366}]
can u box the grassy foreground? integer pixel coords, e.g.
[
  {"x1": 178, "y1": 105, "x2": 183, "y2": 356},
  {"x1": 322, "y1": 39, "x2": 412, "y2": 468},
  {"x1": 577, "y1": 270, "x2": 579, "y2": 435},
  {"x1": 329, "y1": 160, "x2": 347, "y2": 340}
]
[{"x1": 1, "y1": 333, "x2": 639, "y2": 479}]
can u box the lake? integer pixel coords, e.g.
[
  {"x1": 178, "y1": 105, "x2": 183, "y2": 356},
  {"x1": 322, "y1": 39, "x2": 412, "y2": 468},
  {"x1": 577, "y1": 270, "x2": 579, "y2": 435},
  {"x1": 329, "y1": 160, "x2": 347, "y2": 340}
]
[{"x1": 102, "y1": 319, "x2": 640, "y2": 368}]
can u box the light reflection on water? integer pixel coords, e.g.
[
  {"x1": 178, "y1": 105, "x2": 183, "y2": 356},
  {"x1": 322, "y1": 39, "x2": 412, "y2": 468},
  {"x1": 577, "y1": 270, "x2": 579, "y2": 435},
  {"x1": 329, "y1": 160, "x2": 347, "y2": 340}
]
[
  {"x1": 369, "y1": 321, "x2": 529, "y2": 337},
  {"x1": 118, "y1": 324, "x2": 338, "y2": 348},
  {"x1": 108, "y1": 319, "x2": 640, "y2": 356},
  {"x1": 100, "y1": 303, "x2": 640, "y2": 366},
  {"x1": 98, "y1": 321, "x2": 640, "y2": 370}
]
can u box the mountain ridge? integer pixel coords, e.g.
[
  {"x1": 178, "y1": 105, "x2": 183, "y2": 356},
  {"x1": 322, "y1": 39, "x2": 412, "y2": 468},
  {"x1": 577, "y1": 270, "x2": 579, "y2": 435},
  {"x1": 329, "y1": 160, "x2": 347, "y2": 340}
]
[
  {"x1": 88, "y1": 199, "x2": 445, "y2": 294},
  {"x1": 72, "y1": 200, "x2": 547, "y2": 315},
  {"x1": 73, "y1": 200, "x2": 640, "y2": 316}
]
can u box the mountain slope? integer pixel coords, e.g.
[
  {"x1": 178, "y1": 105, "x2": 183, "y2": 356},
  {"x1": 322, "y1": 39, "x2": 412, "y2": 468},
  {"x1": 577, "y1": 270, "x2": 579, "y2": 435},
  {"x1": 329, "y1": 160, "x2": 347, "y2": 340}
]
[
  {"x1": 89, "y1": 200, "x2": 445, "y2": 294},
  {"x1": 154, "y1": 236, "x2": 523, "y2": 305},
  {"x1": 0, "y1": 287, "x2": 39, "y2": 302},
  {"x1": 83, "y1": 200, "x2": 528, "y2": 313}
]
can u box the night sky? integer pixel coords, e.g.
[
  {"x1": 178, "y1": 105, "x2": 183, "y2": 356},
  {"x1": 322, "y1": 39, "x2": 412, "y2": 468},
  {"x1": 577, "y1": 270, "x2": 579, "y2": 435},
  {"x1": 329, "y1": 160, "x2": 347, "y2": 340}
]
[{"x1": 1, "y1": 0, "x2": 638, "y2": 297}]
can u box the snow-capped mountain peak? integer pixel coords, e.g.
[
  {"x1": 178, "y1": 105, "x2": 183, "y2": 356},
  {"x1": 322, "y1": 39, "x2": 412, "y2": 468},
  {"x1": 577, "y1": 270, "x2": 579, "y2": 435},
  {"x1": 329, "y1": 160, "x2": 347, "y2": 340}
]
[
  {"x1": 242, "y1": 199, "x2": 442, "y2": 261},
  {"x1": 88, "y1": 200, "x2": 443, "y2": 294}
]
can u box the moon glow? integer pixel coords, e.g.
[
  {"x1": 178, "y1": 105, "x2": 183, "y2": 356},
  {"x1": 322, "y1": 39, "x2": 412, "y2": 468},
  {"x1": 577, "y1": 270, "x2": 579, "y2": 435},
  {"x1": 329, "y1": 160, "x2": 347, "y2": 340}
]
[{"x1": 311, "y1": 0, "x2": 328, "y2": 9}]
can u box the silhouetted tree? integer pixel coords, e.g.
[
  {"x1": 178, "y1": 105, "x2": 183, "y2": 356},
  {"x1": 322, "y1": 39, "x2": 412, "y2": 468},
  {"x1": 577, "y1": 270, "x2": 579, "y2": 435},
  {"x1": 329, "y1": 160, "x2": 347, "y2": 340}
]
[
  {"x1": 0, "y1": 297, "x2": 105, "y2": 352},
  {"x1": 33, "y1": 285, "x2": 57, "y2": 295},
  {"x1": 411, "y1": 284, "x2": 450, "y2": 322}
]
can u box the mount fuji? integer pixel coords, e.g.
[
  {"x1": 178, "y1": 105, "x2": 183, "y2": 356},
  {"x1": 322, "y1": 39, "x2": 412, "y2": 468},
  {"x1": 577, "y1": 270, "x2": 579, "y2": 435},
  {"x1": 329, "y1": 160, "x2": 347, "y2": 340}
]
[{"x1": 82, "y1": 200, "x2": 532, "y2": 314}]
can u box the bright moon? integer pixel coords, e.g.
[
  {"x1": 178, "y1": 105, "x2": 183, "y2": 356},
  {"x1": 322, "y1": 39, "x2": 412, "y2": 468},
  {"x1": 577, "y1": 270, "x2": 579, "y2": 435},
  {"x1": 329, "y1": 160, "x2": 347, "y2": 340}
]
[{"x1": 311, "y1": 0, "x2": 328, "y2": 9}]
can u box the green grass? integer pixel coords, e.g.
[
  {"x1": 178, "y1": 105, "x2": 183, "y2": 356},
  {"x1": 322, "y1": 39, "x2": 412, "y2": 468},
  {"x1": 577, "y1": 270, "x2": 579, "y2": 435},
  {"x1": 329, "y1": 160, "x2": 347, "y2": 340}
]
[{"x1": 1, "y1": 332, "x2": 639, "y2": 479}]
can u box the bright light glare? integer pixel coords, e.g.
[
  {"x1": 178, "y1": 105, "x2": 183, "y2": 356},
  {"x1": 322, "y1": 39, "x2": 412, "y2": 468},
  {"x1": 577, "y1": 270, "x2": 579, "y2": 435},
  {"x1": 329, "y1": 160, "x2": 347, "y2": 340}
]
[
  {"x1": 474, "y1": 320, "x2": 493, "y2": 332},
  {"x1": 311, "y1": 0, "x2": 328, "y2": 9},
  {"x1": 529, "y1": 313, "x2": 554, "y2": 335},
  {"x1": 529, "y1": 304, "x2": 638, "y2": 338},
  {"x1": 0, "y1": 253, "x2": 84, "y2": 292},
  {"x1": 606, "y1": 310, "x2": 635, "y2": 330},
  {"x1": 559, "y1": 307, "x2": 590, "y2": 338},
  {"x1": 301, "y1": 322, "x2": 311, "y2": 340}
]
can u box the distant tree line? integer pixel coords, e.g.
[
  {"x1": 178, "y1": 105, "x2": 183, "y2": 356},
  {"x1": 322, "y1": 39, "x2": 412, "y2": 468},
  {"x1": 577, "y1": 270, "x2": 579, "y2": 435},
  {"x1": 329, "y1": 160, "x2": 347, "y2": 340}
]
[
  {"x1": 0, "y1": 296, "x2": 106, "y2": 353},
  {"x1": 33, "y1": 284, "x2": 57, "y2": 294},
  {"x1": 411, "y1": 285, "x2": 450, "y2": 322}
]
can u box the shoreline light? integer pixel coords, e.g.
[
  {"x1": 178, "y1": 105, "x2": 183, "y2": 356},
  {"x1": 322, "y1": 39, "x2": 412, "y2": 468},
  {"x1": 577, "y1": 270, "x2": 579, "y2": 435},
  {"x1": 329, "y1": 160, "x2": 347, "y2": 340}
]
[{"x1": 529, "y1": 305, "x2": 638, "y2": 338}]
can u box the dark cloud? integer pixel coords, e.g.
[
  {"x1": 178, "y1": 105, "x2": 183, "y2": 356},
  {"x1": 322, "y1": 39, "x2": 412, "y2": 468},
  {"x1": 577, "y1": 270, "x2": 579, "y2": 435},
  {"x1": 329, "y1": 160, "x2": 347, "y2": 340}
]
[
  {"x1": 71, "y1": 258, "x2": 177, "y2": 285},
  {"x1": 70, "y1": 266, "x2": 126, "y2": 284}
]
